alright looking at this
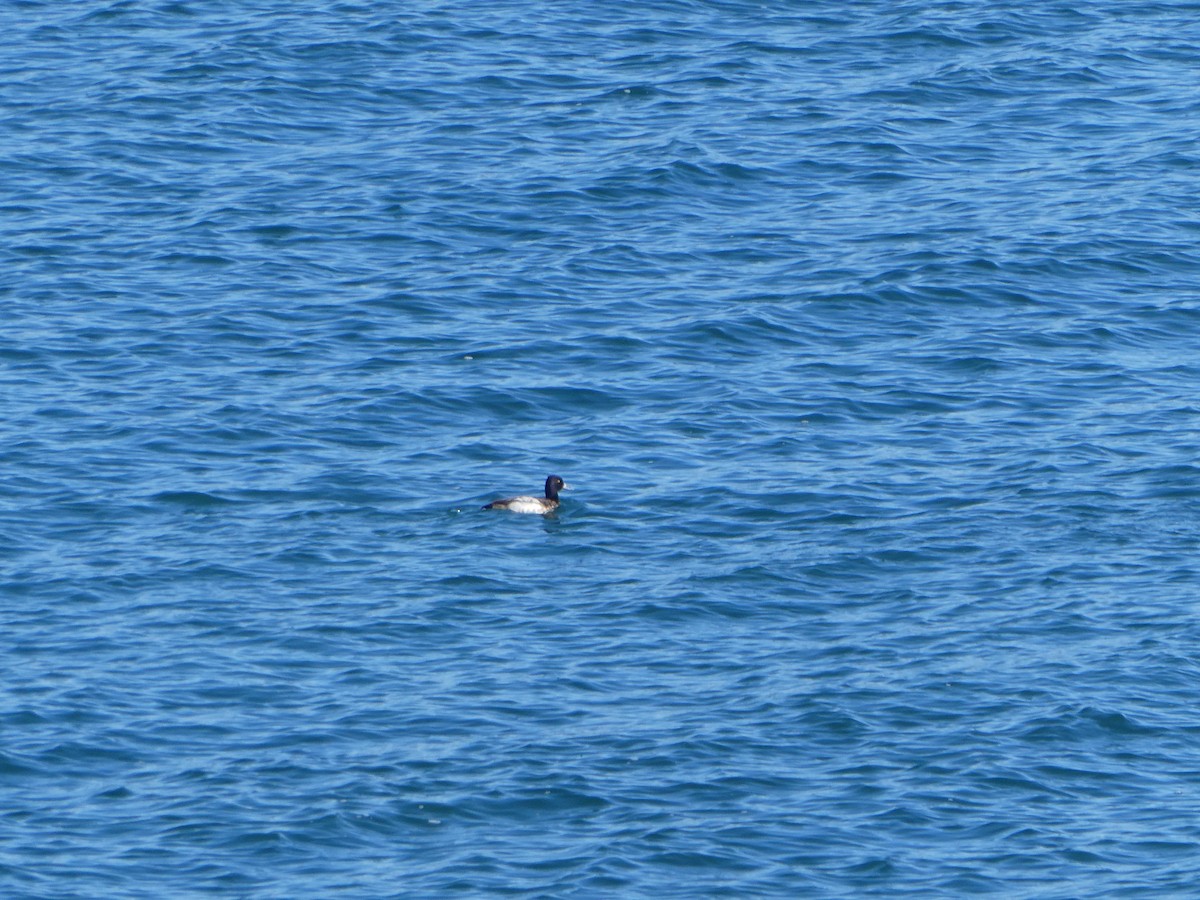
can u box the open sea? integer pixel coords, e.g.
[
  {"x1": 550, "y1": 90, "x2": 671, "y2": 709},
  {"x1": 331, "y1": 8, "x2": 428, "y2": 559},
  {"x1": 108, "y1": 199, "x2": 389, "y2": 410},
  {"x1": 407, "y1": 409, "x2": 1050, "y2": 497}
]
[{"x1": 4, "y1": 1, "x2": 1200, "y2": 896}]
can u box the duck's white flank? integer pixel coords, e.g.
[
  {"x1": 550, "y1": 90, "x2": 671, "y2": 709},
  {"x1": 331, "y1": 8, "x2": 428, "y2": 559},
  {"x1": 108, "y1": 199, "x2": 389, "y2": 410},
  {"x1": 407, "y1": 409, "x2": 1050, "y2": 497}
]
[{"x1": 499, "y1": 496, "x2": 553, "y2": 514}]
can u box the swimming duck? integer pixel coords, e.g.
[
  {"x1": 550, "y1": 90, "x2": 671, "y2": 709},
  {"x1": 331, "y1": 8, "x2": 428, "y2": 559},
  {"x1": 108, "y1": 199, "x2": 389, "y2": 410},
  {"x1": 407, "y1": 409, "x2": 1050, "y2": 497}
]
[{"x1": 482, "y1": 475, "x2": 570, "y2": 514}]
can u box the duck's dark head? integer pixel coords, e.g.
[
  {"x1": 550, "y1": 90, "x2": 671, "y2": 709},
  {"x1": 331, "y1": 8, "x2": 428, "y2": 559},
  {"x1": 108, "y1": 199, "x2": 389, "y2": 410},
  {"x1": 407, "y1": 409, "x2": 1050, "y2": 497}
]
[{"x1": 544, "y1": 475, "x2": 570, "y2": 500}]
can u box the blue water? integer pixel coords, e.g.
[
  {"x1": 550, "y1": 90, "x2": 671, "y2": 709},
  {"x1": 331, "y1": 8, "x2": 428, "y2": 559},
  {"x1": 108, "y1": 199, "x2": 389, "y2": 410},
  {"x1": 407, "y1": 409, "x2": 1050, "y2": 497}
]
[{"x1": 4, "y1": 1, "x2": 1200, "y2": 896}]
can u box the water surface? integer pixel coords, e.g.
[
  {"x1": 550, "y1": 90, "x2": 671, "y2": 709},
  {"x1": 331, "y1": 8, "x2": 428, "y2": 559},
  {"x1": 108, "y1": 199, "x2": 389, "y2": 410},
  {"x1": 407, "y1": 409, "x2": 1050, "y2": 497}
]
[{"x1": 4, "y1": 1, "x2": 1200, "y2": 896}]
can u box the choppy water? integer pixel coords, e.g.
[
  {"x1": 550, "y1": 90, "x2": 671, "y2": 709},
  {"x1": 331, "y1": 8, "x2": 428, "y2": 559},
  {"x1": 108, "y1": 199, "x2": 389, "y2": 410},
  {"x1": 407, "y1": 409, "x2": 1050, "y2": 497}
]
[{"x1": 4, "y1": 1, "x2": 1200, "y2": 896}]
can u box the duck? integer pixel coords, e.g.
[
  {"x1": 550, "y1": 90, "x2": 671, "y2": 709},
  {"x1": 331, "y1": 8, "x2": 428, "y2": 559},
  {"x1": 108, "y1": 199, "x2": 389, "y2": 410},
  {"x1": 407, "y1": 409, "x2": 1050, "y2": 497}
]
[{"x1": 482, "y1": 475, "x2": 570, "y2": 514}]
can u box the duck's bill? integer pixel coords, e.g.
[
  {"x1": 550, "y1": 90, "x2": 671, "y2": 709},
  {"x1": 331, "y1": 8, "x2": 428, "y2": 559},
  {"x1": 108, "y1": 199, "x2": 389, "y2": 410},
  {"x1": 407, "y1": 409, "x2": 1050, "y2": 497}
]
[{"x1": 561, "y1": 483, "x2": 572, "y2": 490}]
